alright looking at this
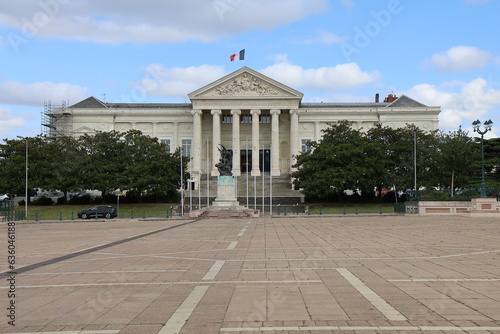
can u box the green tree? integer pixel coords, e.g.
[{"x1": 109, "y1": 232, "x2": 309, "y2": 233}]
[
  {"x1": 483, "y1": 137, "x2": 500, "y2": 191},
  {"x1": 292, "y1": 121, "x2": 384, "y2": 200},
  {"x1": 436, "y1": 127, "x2": 479, "y2": 195},
  {"x1": 367, "y1": 124, "x2": 439, "y2": 193}
]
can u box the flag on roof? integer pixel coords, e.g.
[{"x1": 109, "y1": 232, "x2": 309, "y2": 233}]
[{"x1": 230, "y1": 49, "x2": 245, "y2": 61}]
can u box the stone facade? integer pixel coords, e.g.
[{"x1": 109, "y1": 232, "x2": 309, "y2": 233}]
[{"x1": 47, "y1": 66, "x2": 441, "y2": 190}]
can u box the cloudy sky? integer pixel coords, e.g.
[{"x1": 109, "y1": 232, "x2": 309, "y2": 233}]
[{"x1": 0, "y1": 0, "x2": 499, "y2": 139}]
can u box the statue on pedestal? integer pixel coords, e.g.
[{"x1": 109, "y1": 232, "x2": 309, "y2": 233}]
[{"x1": 215, "y1": 144, "x2": 233, "y2": 176}]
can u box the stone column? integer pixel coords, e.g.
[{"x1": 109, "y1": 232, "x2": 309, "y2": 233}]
[
  {"x1": 250, "y1": 109, "x2": 261, "y2": 176},
  {"x1": 290, "y1": 109, "x2": 300, "y2": 173},
  {"x1": 152, "y1": 122, "x2": 158, "y2": 137},
  {"x1": 314, "y1": 121, "x2": 321, "y2": 141},
  {"x1": 270, "y1": 109, "x2": 281, "y2": 176},
  {"x1": 211, "y1": 109, "x2": 222, "y2": 176},
  {"x1": 172, "y1": 122, "x2": 179, "y2": 150},
  {"x1": 191, "y1": 110, "x2": 202, "y2": 179},
  {"x1": 231, "y1": 109, "x2": 241, "y2": 176}
]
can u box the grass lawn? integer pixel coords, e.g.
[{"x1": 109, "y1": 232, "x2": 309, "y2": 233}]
[
  {"x1": 12, "y1": 202, "x2": 397, "y2": 220},
  {"x1": 16, "y1": 203, "x2": 179, "y2": 220}
]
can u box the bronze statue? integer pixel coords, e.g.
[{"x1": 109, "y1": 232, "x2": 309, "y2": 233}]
[{"x1": 215, "y1": 144, "x2": 233, "y2": 176}]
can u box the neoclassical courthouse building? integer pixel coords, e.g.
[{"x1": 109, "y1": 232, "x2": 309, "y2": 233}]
[{"x1": 45, "y1": 67, "x2": 440, "y2": 193}]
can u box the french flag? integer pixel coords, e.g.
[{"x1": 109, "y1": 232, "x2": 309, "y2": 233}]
[{"x1": 230, "y1": 49, "x2": 245, "y2": 61}]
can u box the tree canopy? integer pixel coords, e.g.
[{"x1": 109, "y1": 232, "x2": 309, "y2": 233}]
[
  {"x1": 292, "y1": 122, "x2": 487, "y2": 201},
  {"x1": 0, "y1": 130, "x2": 186, "y2": 203}
]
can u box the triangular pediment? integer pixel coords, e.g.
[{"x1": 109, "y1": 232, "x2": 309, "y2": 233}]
[
  {"x1": 73, "y1": 126, "x2": 95, "y2": 134},
  {"x1": 188, "y1": 67, "x2": 303, "y2": 100},
  {"x1": 387, "y1": 95, "x2": 427, "y2": 108},
  {"x1": 71, "y1": 96, "x2": 107, "y2": 109}
]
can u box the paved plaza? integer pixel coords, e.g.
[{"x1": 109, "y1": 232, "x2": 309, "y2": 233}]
[{"x1": 1, "y1": 214, "x2": 500, "y2": 333}]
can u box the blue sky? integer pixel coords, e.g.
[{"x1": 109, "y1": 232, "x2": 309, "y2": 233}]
[{"x1": 1, "y1": 0, "x2": 499, "y2": 140}]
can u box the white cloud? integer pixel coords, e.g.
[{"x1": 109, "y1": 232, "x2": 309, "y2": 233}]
[
  {"x1": 405, "y1": 78, "x2": 500, "y2": 131},
  {"x1": 135, "y1": 64, "x2": 227, "y2": 99},
  {"x1": 0, "y1": 81, "x2": 88, "y2": 106},
  {"x1": 429, "y1": 46, "x2": 493, "y2": 73},
  {"x1": 305, "y1": 30, "x2": 347, "y2": 44},
  {"x1": 0, "y1": 105, "x2": 25, "y2": 138},
  {"x1": 0, "y1": 0, "x2": 327, "y2": 44},
  {"x1": 261, "y1": 59, "x2": 380, "y2": 90}
]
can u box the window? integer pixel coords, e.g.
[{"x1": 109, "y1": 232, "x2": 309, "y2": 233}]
[
  {"x1": 240, "y1": 115, "x2": 252, "y2": 123},
  {"x1": 301, "y1": 139, "x2": 312, "y2": 153},
  {"x1": 160, "y1": 139, "x2": 171, "y2": 153},
  {"x1": 259, "y1": 115, "x2": 270, "y2": 124},
  {"x1": 182, "y1": 139, "x2": 191, "y2": 157},
  {"x1": 222, "y1": 115, "x2": 233, "y2": 124}
]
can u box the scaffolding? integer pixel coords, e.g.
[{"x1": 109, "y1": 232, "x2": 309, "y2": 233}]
[{"x1": 42, "y1": 101, "x2": 73, "y2": 137}]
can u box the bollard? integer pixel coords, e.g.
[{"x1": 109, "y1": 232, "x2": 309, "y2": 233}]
[
  {"x1": 36, "y1": 212, "x2": 39, "y2": 221},
  {"x1": 284, "y1": 207, "x2": 287, "y2": 216},
  {"x1": 320, "y1": 206, "x2": 323, "y2": 215},
  {"x1": 343, "y1": 206, "x2": 346, "y2": 215},
  {"x1": 131, "y1": 210, "x2": 134, "y2": 219},
  {"x1": 143, "y1": 210, "x2": 146, "y2": 219},
  {"x1": 307, "y1": 206, "x2": 310, "y2": 215},
  {"x1": 95, "y1": 212, "x2": 98, "y2": 219},
  {"x1": 355, "y1": 205, "x2": 358, "y2": 215},
  {"x1": 72, "y1": 212, "x2": 74, "y2": 220},
  {"x1": 60, "y1": 212, "x2": 63, "y2": 221},
  {"x1": 379, "y1": 205, "x2": 383, "y2": 214}
]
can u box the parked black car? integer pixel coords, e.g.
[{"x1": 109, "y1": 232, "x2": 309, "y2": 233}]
[{"x1": 77, "y1": 205, "x2": 117, "y2": 219}]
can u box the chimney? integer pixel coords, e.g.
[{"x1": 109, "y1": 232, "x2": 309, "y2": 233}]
[
  {"x1": 375, "y1": 93, "x2": 379, "y2": 103},
  {"x1": 383, "y1": 93, "x2": 398, "y2": 103}
]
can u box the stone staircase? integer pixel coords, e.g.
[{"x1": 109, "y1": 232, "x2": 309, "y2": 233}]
[{"x1": 184, "y1": 173, "x2": 304, "y2": 207}]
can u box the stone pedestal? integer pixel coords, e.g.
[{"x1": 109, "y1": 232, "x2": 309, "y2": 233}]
[
  {"x1": 212, "y1": 176, "x2": 240, "y2": 207},
  {"x1": 463, "y1": 197, "x2": 500, "y2": 217}
]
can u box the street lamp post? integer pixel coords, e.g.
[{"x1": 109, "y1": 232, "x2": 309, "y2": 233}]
[
  {"x1": 472, "y1": 119, "x2": 493, "y2": 198},
  {"x1": 16, "y1": 136, "x2": 28, "y2": 219}
]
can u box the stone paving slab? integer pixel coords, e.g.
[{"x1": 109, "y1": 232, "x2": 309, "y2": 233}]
[{"x1": 0, "y1": 215, "x2": 499, "y2": 333}]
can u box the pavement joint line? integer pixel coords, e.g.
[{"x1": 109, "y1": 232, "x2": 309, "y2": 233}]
[
  {"x1": 0, "y1": 219, "x2": 198, "y2": 276},
  {"x1": 157, "y1": 285, "x2": 208, "y2": 334},
  {"x1": 227, "y1": 241, "x2": 238, "y2": 250},
  {"x1": 19, "y1": 269, "x2": 188, "y2": 276},
  {"x1": 237, "y1": 225, "x2": 248, "y2": 237},
  {"x1": 241, "y1": 267, "x2": 342, "y2": 271},
  {"x1": 389, "y1": 278, "x2": 500, "y2": 282},
  {"x1": 3, "y1": 331, "x2": 121, "y2": 334},
  {"x1": 220, "y1": 326, "x2": 500, "y2": 332},
  {"x1": 202, "y1": 260, "x2": 225, "y2": 280},
  {"x1": 336, "y1": 268, "x2": 407, "y2": 321},
  {"x1": 3, "y1": 280, "x2": 323, "y2": 289}
]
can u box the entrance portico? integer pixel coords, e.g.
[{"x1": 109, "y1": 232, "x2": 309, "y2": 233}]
[{"x1": 188, "y1": 67, "x2": 304, "y2": 188}]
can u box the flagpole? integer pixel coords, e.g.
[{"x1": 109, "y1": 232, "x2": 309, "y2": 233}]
[
  {"x1": 246, "y1": 137, "x2": 249, "y2": 208},
  {"x1": 206, "y1": 138, "x2": 209, "y2": 208},
  {"x1": 270, "y1": 144, "x2": 272, "y2": 216}
]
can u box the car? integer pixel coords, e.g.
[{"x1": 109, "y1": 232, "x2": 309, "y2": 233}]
[
  {"x1": 0, "y1": 194, "x2": 9, "y2": 201},
  {"x1": 77, "y1": 205, "x2": 117, "y2": 219}
]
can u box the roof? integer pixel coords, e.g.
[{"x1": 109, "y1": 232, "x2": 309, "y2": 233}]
[
  {"x1": 70, "y1": 96, "x2": 192, "y2": 109},
  {"x1": 387, "y1": 95, "x2": 428, "y2": 107}
]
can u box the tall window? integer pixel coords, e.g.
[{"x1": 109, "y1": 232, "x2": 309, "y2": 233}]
[
  {"x1": 182, "y1": 139, "x2": 192, "y2": 157},
  {"x1": 259, "y1": 115, "x2": 270, "y2": 124},
  {"x1": 301, "y1": 139, "x2": 312, "y2": 153},
  {"x1": 160, "y1": 139, "x2": 171, "y2": 154},
  {"x1": 222, "y1": 115, "x2": 233, "y2": 124},
  {"x1": 241, "y1": 115, "x2": 252, "y2": 123}
]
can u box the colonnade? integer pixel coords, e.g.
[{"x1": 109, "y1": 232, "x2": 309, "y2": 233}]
[{"x1": 190, "y1": 108, "x2": 301, "y2": 180}]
